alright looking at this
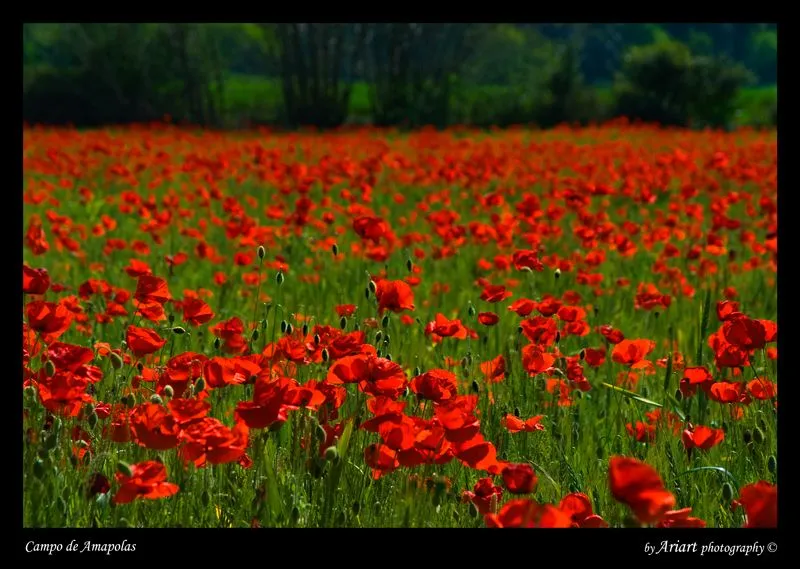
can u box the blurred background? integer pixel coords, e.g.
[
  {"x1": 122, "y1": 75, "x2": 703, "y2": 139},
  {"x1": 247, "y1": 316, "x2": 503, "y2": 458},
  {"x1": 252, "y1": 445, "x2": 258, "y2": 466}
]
[{"x1": 23, "y1": 23, "x2": 777, "y2": 130}]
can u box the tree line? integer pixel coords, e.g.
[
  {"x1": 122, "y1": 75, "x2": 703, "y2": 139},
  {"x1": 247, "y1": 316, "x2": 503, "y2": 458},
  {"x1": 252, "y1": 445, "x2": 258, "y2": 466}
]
[{"x1": 23, "y1": 23, "x2": 777, "y2": 129}]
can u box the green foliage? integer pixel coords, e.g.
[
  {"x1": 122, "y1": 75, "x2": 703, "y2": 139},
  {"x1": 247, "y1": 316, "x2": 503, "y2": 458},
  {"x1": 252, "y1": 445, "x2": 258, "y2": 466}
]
[{"x1": 613, "y1": 39, "x2": 754, "y2": 128}]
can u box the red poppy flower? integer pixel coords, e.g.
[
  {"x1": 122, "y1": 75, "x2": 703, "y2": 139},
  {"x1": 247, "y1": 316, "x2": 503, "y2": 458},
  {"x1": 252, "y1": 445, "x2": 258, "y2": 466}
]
[
  {"x1": 612, "y1": 339, "x2": 655, "y2": 366},
  {"x1": 335, "y1": 304, "x2": 357, "y2": 317},
  {"x1": 126, "y1": 325, "x2": 167, "y2": 358},
  {"x1": 23, "y1": 265, "x2": 50, "y2": 295},
  {"x1": 559, "y1": 492, "x2": 608, "y2": 527},
  {"x1": 521, "y1": 344, "x2": 556, "y2": 376},
  {"x1": 134, "y1": 274, "x2": 171, "y2": 305},
  {"x1": 504, "y1": 414, "x2": 545, "y2": 433},
  {"x1": 682, "y1": 425, "x2": 725, "y2": 451},
  {"x1": 655, "y1": 508, "x2": 706, "y2": 528},
  {"x1": 738, "y1": 481, "x2": 777, "y2": 528},
  {"x1": 182, "y1": 297, "x2": 214, "y2": 326},
  {"x1": 480, "y1": 355, "x2": 506, "y2": 383},
  {"x1": 480, "y1": 284, "x2": 512, "y2": 303},
  {"x1": 502, "y1": 463, "x2": 538, "y2": 494},
  {"x1": 462, "y1": 477, "x2": 503, "y2": 515},
  {"x1": 478, "y1": 312, "x2": 499, "y2": 326},
  {"x1": 508, "y1": 298, "x2": 537, "y2": 317},
  {"x1": 374, "y1": 279, "x2": 415, "y2": 314},
  {"x1": 410, "y1": 369, "x2": 458, "y2": 403},
  {"x1": 112, "y1": 460, "x2": 179, "y2": 505},
  {"x1": 485, "y1": 499, "x2": 572, "y2": 528},
  {"x1": 608, "y1": 456, "x2": 675, "y2": 524},
  {"x1": 26, "y1": 301, "x2": 73, "y2": 343},
  {"x1": 599, "y1": 325, "x2": 625, "y2": 344}
]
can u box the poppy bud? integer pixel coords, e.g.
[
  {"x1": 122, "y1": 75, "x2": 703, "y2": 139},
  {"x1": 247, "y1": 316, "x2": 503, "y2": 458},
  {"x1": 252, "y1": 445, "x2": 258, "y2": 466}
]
[
  {"x1": 251, "y1": 329, "x2": 259, "y2": 341},
  {"x1": 214, "y1": 337, "x2": 221, "y2": 350},
  {"x1": 44, "y1": 360, "x2": 56, "y2": 377},
  {"x1": 280, "y1": 320, "x2": 287, "y2": 334},
  {"x1": 321, "y1": 348, "x2": 329, "y2": 362},
  {"x1": 354, "y1": 322, "x2": 360, "y2": 331},
  {"x1": 332, "y1": 243, "x2": 339, "y2": 257},
  {"x1": 413, "y1": 366, "x2": 421, "y2": 376},
  {"x1": 468, "y1": 304, "x2": 476, "y2": 317},
  {"x1": 164, "y1": 385, "x2": 174, "y2": 399},
  {"x1": 33, "y1": 458, "x2": 45, "y2": 479},
  {"x1": 168, "y1": 313, "x2": 175, "y2": 324},
  {"x1": 276, "y1": 271, "x2": 284, "y2": 286},
  {"x1": 150, "y1": 394, "x2": 163, "y2": 405},
  {"x1": 768, "y1": 455, "x2": 777, "y2": 474},
  {"x1": 286, "y1": 323, "x2": 294, "y2": 336},
  {"x1": 44, "y1": 432, "x2": 58, "y2": 451},
  {"x1": 117, "y1": 461, "x2": 133, "y2": 478},
  {"x1": 316, "y1": 424, "x2": 327, "y2": 442},
  {"x1": 88, "y1": 411, "x2": 98, "y2": 428},
  {"x1": 261, "y1": 319, "x2": 268, "y2": 331},
  {"x1": 721, "y1": 482, "x2": 734, "y2": 502},
  {"x1": 339, "y1": 316, "x2": 347, "y2": 330},
  {"x1": 743, "y1": 429, "x2": 753, "y2": 445},
  {"x1": 257, "y1": 245, "x2": 266, "y2": 260},
  {"x1": 324, "y1": 446, "x2": 339, "y2": 461},
  {"x1": 137, "y1": 362, "x2": 144, "y2": 372},
  {"x1": 555, "y1": 268, "x2": 561, "y2": 279},
  {"x1": 120, "y1": 395, "x2": 129, "y2": 407},
  {"x1": 376, "y1": 349, "x2": 382, "y2": 358},
  {"x1": 381, "y1": 314, "x2": 390, "y2": 328},
  {"x1": 555, "y1": 331, "x2": 561, "y2": 343},
  {"x1": 471, "y1": 380, "x2": 480, "y2": 393},
  {"x1": 753, "y1": 427, "x2": 765, "y2": 444},
  {"x1": 314, "y1": 334, "x2": 320, "y2": 346},
  {"x1": 403, "y1": 386, "x2": 410, "y2": 397},
  {"x1": 125, "y1": 393, "x2": 137, "y2": 407},
  {"x1": 368, "y1": 280, "x2": 377, "y2": 294},
  {"x1": 302, "y1": 323, "x2": 309, "y2": 336},
  {"x1": 364, "y1": 287, "x2": 371, "y2": 300},
  {"x1": 674, "y1": 389, "x2": 683, "y2": 401},
  {"x1": 514, "y1": 407, "x2": 521, "y2": 417},
  {"x1": 461, "y1": 356, "x2": 469, "y2": 369},
  {"x1": 375, "y1": 331, "x2": 382, "y2": 343},
  {"x1": 579, "y1": 349, "x2": 585, "y2": 360},
  {"x1": 406, "y1": 258, "x2": 413, "y2": 272},
  {"x1": 172, "y1": 326, "x2": 186, "y2": 335},
  {"x1": 385, "y1": 353, "x2": 392, "y2": 361},
  {"x1": 195, "y1": 377, "x2": 206, "y2": 394},
  {"x1": 109, "y1": 352, "x2": 123, "y2": 370}
]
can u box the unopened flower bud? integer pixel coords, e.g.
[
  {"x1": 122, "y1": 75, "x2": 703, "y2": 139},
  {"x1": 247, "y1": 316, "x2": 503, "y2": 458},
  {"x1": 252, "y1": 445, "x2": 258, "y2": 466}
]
[
  {"x1": 257, "y1": 245, "x2": 266, "y2": 260},
  {"x1": 195, "y1": 377, "x2": 206, "y2": 394},
  {"x1": 214, "y1": 337, "x2": 221, "y2": 350},
  {"x1": 332, "y1": 243, "x2": 339, "y2": 257},
  {"x1": 251, "y1": 329, "x2": 259, "y2": 341},
  {"x1": 468, "y1": 304, "x2": 476, "y2": 317},
  {"x1": 722, "y1": 482, "x2": 734, "y2": 502},
  {"x1": 276, "y1": 271, "x2": 284, "y2": 285},
  {"x1": 286, "y1": 323, "x2": 294, "y2": 336},
  {"x1": 381, "y1": 314, "x2": 390, "y2": 328},
  {"x1": 555, "y1": 268, "x2": 561, "y2": 279},
  {"x1": 314, "y1": 334, "x2": 320, "y2": 346},
  {"x1": 339, "y1": 316, "x2": 347, "y2": 330},
  {"x1": 44, "y1": 360, "x2": 56, "y2": 377},
  {"x1": 767, "y1": 455, "x2": 777, "y2": 474},
  {"x1": 406, "y1": 258, "x2": 413, "y2": 272},
  {"x1": 117, "y1": 461, "x2": 133, "y2": 478},
  {"x1": 321, "y1": 348, "x2": 329, "y2": 362},
  {"x1": 280, "y1": 320, "x2": 287, "y2": 334},
  {"x1": 368, "y1": 280, "x2": 377, "y2": 294},
  {"x1": 324, "y1": 446, "x2": 339, "y2": 461},
  {"x1": 164, "y1": 385, "x2": 174, "y2": 399},
  {"x1": 109, "y1": 352, "x2": 123, "y2": 370},
  {"x1": 150, "y1": 394, "x2": 163, "y2": 405},
  {"x1": 172, "y1": 326, "x2": 186, "y2": 335},
  {"x1": 302, "y1": 323, "x2": 309, "y2": 336}
]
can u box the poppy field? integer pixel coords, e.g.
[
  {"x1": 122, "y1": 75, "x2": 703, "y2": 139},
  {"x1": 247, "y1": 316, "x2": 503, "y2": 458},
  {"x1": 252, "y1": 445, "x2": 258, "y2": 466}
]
[{"x1": 23, "y1": 122, "x2": 777, "y2": 529}]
